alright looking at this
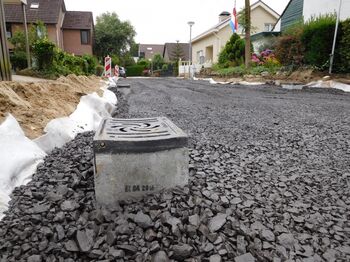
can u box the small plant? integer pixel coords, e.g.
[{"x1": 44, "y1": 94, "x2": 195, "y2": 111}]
[{"x1": 251, "y1": 49, "x2": 281, "y2": 68}]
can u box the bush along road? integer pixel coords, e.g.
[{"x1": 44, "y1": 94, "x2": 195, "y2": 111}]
[{"x1": 0, "y1": 78, "x2": 350, "y2": 261}]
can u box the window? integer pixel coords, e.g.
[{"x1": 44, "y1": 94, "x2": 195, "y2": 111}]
[
  {"x1": 6, "y1": 23, "x2": 11, "y2": 38},
  {"x1": 197, "y1": 50, "x2": 204, "y2": 64},
  {"x1": 30, "y1": 2, "x2": 39, "y2": 9},
  {"x1": 264, "y1": 23, "x2": 274, "y2": 32},
  {"x1": 37, "y1": 27, "x2": 44, "y2": 38},
  {"x1": 80, "y1": 30, "x2": 90, "y2": 45}
]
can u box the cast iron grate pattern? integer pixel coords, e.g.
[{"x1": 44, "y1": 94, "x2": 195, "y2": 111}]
[{"x1": 105, "y1": 118, "x2": 172, "y2": 139}]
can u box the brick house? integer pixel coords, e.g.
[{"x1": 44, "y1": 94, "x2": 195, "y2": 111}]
[
  {"x1": 4, "y1": 0, "x2": 94, "y2": 55},
  {"x1": 138, "y1": 44, "x2": 164, "y2": 60},
  {"x1": 163, "y1": 42, "x2": 189, "y2": 62}
]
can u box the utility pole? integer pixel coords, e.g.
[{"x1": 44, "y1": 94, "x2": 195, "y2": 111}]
[
  {"x1": 244, "y1": 0, "x2": 251, "y2": 69},
  {"x1": 329, "y1": 0, "x2": 342, "y2": 74}
]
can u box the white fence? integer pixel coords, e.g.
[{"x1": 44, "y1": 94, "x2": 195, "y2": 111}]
[{"x1": 178, "y1": 60, "x2": 212, "y2": 78}]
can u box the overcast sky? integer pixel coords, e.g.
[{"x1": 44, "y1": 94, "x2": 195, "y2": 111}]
[{"x1": 65, "y1": 0, "x2": 290, "y2": 44}]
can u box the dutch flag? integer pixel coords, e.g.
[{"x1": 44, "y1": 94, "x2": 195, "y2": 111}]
[{"x1": 230, "y1": 6, "x2": 238, "y2": 33}]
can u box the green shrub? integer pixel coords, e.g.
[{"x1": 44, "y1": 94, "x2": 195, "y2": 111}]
[
  {"x1": 152, "y1": 54, "x2": 164, "y2": 70},
  {"x1": 214, "y1": 65, "x2": 246, "y2": 76},
  {"x1": 301, "y1": 15, "x2": 337, "y2": 69},
  {"x1": 82, "y1": 54, "x2": 98, "y2": 75},
  {"x1": 125, "y1": 65, "x2": 146, "y2": 76},
  {"x1": 10, "y1": 51, "x2": 28, "y2": 70},
  {"x1": 96, "y1": 65, "x2": 104, "y2": 76},
  {"x1": 275, "y1": 35, "x2": 304, "y2": 66},
  {"x1": 137, "y1": 58, "x2": 150, "y2": 68},
  {"x1": 111, "y1": 55, "x2": 120, "y2": 67},
  {"x1": 162, "y1": 64, "x2": 169, "y2": 71},
  {"x1": 338, "y1": 19, "x2": 350, "y2": 72},
  {"x1": 218, "y1": 33, "x2": 245, "y2": 67},
  {"x1": 32, "y1": 38, "x2": 56, "y2": 69}
]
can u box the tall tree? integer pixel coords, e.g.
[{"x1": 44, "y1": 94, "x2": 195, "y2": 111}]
[
  {"x1": 170, "y1": 41, "x2": 185, "y2": 62},
  {"x1": 94, "y1": 12, "x2": 136, "y2": 59},
  {"x1": 244, "y1": 0, "x2": 251, "y2": 68}
]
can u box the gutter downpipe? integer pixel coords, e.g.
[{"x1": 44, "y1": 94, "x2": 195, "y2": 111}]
[{"x1": 213, "y1": 30, "x2": 221, "y2": 65}]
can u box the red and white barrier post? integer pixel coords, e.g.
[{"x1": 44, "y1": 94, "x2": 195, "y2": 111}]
[
  {"x1": 114, "y1": 65, "x2": 119, "y2": 77},
  {"x1": 104, "y1": 56, "x2": 112, "y2": 77}
]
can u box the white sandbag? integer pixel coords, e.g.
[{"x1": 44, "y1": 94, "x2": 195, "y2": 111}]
[
  {"x1": 34, "y1": 117, "x2": 83, "y2": 152},
  {"x1": 306, "y1": 80, "x2": 350, "y2": 92},
  {"x1": 108, "y1": 77, "x2": 117, "y2": 87},
  {"x1": 1, "y1": 87, "x2": 118, "y2": 218},
  {"x1": 35, "y1": 89, "x2": 117, "y2": 153},
  {"x1": 103, "y1": 89, "x2": 118, "y2": 105},
  {"x1": 0, "y1": 114, "x2": 46, "y2": 219},
  {"x1": 70, "y1": 92, "x2": 116, "y2": 131}
]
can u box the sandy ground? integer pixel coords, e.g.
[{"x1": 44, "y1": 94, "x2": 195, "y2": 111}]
[{"x1": 0, "y1": 75, "x2": 105, "y2": 139}]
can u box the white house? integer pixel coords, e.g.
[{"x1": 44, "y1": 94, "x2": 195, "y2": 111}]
[{"x1": 191, "y1": 0, "x2": 280, "y2": 67}]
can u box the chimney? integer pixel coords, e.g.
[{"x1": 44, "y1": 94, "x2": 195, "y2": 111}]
[{"x1": 219, "y1": 11, "x2": 231, "y2": 22}]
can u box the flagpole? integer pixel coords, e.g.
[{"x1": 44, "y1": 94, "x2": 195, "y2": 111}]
[{"x1": 329, "y1": 0, "x2": 342, "y2": 74}]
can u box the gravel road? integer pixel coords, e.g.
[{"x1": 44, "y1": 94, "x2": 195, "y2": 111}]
[{"x1": 1, "y1": 78, "x2": 350, "y2": 261}]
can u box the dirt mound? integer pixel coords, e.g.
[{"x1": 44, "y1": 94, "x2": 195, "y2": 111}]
[{"x1": 0, "y1": 75, "x2": 105, "y2": 139}]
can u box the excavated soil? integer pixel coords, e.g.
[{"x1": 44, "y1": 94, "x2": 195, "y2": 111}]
[{"x1": 0, "y1": 75, "x2": 105, "y2": 139}]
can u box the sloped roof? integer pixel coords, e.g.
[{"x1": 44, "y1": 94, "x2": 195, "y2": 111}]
[
  {"x1": 163, "y1": 42, "x2": 190, "y2": 61},
  {"x1": 192, "y1": 17, "x2": 231, "y2": 43},
  {"x1": 62, "y1": 11, "x2": 93, "y2": 30},
  {"x1": 4, "y1": 0, "x2": 65, "y2": 24},
  {"x1": 192, "y1": 0, "x2": 280, "y2": 43},
  {"x1": 139, "y1": 44, "x2": 164, "y2": 59}
]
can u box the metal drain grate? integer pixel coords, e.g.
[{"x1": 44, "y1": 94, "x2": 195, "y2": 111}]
[
  {"x1": 93, "y1": 117, "x2": 189, "y2": 204},
  {"x1": 94, "y1": 117, "x2": 188, "y2": 153}
]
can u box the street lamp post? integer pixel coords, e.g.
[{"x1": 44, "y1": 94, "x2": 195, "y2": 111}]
[
  {"x1": 22, "y1": 1, "x2": 30, "y2": 68},
  {"x1": 188, "y1": 21, "x2": 194, "y2": 79},
  {"x1": 329, "y1": 0, "x2": 342, "y2": 74}
]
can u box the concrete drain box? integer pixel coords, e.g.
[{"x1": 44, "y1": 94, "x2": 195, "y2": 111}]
[{"x1": 93, "y1": 117, "x2": 189, "y2": 206}]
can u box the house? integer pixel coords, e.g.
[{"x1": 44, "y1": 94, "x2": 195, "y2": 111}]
[
  {"x1": 191, "y1": 0, "x2": 279, "y2": 66},
  {"x1": 4, "y1": 0, "x2": 94, "y2": 55},
  {"x1": 163, "y1": 42, "x2": 189, "y2": 62},
  {"x1": 274, "y1": 0, "x2": 350, "y2": 32},
  {"x1": 138, "y1": 44, "x2": 164, "y2": 60},
  {"x1": 62, "y1": 11, "x2": 94, "y2": 55}
]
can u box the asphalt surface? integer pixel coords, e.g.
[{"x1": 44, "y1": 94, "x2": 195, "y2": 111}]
[{"x1": 0, "y1": 78, "x2": 349, "y2": 261}]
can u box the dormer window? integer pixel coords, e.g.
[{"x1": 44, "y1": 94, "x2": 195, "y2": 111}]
[{"x1": 30, "y1": 2, "x2": 39, "y2": 9}]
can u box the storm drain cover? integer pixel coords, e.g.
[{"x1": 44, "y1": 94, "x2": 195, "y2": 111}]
[
  {"x1": 117, "y1": 84, "x2": 131, "y2": 88},
  {"x1": 94, "y1": 117, "x2": 188, "y2": 153},
  {"x1": 93, "y1": 117, "x2": 189, "y2": 206}
]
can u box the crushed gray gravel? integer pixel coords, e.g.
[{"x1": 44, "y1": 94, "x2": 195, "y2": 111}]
[{"x1": 0, "y1": 78, "x2": 350, "y2": 261}]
